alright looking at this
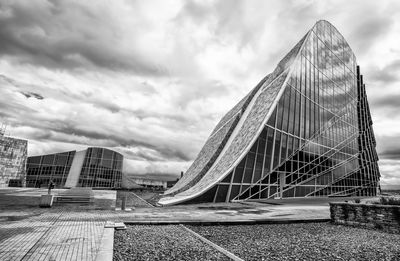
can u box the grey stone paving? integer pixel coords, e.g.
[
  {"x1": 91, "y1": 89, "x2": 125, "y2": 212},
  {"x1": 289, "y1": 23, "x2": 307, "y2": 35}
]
[
  {"x1": 0, "y1": 210, "x2": 126, "y2": 261},
  {"x1": 0, "y1": 188, "x2": 119, "y2": 261}
]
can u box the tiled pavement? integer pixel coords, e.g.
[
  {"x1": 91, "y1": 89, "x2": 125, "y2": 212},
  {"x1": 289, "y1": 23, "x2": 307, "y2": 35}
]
[
  {"x1": 0, "y1": 188, "x2": 122, "y2": 261},
  {"x1": 0, "y1": 211, "x2": 117, "y2": 261}
]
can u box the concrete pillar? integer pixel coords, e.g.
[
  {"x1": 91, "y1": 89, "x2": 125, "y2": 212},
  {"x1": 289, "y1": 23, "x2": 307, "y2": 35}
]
[{"x1": 39, "y1": 194, "x2": 54, "y2": 208}]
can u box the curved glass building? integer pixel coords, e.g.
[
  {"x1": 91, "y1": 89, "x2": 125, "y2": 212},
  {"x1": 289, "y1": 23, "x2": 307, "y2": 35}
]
[
  {"x1": 160, "y1": 20, "x2": 380, "y2": 205},
  {"x1": 26, "y1": 147, "x2": 123, "y2": 189}
]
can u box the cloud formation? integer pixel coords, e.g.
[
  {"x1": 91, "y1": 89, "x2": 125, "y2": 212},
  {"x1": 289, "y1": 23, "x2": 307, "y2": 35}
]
[
  {"x1": 0, "y1": 0, "x2": 399, "y2": 183},
  {"x1": 0, "y1": 1, "x2": 168, "y2": 75},
  {"x1": 366, "y1": 59, "x2": 400, "y2": 84}
]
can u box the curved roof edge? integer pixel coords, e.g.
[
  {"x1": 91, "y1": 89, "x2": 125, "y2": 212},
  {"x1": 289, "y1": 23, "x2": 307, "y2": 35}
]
[
  {"x1": 28, "y1": 147, "x2": 123, "y2": 158},
  {"x1": 159, "y1": 68, "x2": 294, "y2": 205},
  {"x1": 163, "y1": 75, "x2": 271, "y2": 197},
  {"x1": 87, "y1": 147, "x2": 124, "y2": 157},
  {"x1": 160, "y1": 20, "x2": 354, "y2": 206},
  {"x1": 159, "y1": 29, "x2": 309, "y2": 205}
]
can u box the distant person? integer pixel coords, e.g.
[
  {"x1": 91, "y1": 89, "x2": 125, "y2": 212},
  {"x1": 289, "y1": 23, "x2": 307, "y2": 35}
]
[{"x1": 48, "y1": 180, "x2": 55, "y2": 194}]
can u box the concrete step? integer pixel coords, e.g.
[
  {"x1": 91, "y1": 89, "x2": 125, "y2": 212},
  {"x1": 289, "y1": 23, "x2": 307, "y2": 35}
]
[{"x1": 55, "y1": 187, "x2": 94, "y2": 203}]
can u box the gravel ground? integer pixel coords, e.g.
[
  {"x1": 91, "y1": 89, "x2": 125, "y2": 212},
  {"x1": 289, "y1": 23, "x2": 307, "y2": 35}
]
[
  {"x1": 188, "y1": 223, "x2": 400, "y2": 261},
  {"x1": 113, "y1": 225, "x2": 231, "y2": 261}
]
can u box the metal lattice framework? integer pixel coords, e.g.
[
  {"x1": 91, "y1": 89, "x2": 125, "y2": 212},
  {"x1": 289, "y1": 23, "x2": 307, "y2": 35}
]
[{"x1": 159, "y1": 20, "x2": 380, "y2": 205}]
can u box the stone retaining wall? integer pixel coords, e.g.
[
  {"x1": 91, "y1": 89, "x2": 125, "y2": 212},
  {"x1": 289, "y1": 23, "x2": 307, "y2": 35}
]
[{"x1": 330, "y1": 202, "x2": 400, "y2": 233}]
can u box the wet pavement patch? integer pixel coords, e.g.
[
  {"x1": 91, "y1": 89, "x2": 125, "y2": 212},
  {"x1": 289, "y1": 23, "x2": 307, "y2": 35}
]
[
  {"x1": 236, "y1": 209, "x2": 271, "y2": 215},
  {"x1": 243, "y1": 201, "x2": 282, "y2": 206},
  {"x1": 0, "y1": 227, "x2": 36, "y2": 243},
  {"x1": 214, "y1": 211, "x2": 237, "y2": 216},
  {"x1": 270, "y1": 214, "x2": 292, "y2": 217},
  {"x1": 197, "y1": 205, "x2": 253, "y2": 210},
  {"x1": 2, "y1": 213, "x2": 42, "y2": 221}
]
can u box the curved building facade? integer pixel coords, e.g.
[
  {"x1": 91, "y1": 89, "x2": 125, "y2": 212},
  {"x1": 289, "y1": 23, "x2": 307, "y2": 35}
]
[
  {"x1": 26, "y1": 147, "x2": 123, "y2": 189},
  {"x1": 160, "y1": 20, "x2": 380, "y2": 205}
]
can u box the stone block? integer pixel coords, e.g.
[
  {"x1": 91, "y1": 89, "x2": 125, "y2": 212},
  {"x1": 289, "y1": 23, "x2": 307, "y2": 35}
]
[
  {"x1": 330, "y1": 202, "x2": 400, "y2": 234},
  {"x1": 39, "y1": 194, "x2": 54, "y2": 208}
]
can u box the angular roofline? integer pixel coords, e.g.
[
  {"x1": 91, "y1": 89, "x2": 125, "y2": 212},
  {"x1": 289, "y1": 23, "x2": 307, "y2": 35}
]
[
  {"x1": 86, "y1": 147, "x2": 124, "y2": 157},
  {"x1": 28, "y1": 150, "x2": 77, "y2": 158},
  {"x1": 28, "y1": 147, "x2": 123, "y2": 158}
]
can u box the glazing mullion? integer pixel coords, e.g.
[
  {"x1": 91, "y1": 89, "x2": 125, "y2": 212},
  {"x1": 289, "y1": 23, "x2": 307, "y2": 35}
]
[
  {"x1": 250, "y1": 139, "x2": 260, "y2": 187},
  {"x1": 226, "y1": 168, "x2": 236, "y2": 202}
]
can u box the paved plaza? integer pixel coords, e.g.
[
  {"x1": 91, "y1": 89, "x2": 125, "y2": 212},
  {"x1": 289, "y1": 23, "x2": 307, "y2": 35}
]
[{"x1": 0, "y1": 188, "x2": 367, "y2": 260}]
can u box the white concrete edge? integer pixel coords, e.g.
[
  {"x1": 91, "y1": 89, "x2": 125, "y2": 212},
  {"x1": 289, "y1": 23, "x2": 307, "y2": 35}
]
[
  {"x1": 95, "y1": 226, "x2": 114, "y2": 261},
  {"x1": 160, "y1": 30, "x2": 312, "y2": 206},
  {"x1": 159, "y1": 73, "x2": 285, "y2": 205},
  {"x1": 208, "y1": 74, "x2": 270, "y2": 139},
  {"x1": 64, "y1": 150, "x2": 86, "y2": 188},
  {"x1": 164, "y1": 76, "x2": 269, "y2": 197},
  {"x1": 179, "y1": 225, "x2": 244, "y2": 261},
  {"x1": 160, "y1": 70, "x2": 290, "y2": 206}
]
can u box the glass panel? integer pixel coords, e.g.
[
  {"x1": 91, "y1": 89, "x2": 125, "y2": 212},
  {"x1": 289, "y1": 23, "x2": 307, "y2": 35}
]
[{"x1": 214, "y1": 185, "x2": 229, "y2": 203}]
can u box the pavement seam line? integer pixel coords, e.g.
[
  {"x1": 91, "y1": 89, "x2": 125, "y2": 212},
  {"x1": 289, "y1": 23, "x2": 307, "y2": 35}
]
[
  {"x1": 131, "y1": 192, "x2": 154, "y2": 207},
  {"x1": 20, "y1": 212, "x2": 64, "y2": 261},
  {"x1": 179, "y1": 224, "x2": 244, "y2": 261}
]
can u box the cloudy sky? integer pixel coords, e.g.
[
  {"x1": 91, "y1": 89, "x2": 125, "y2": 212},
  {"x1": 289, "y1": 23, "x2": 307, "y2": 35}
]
[{"x1": 0, "y1": 0, "x2": 399, "y2": 184}]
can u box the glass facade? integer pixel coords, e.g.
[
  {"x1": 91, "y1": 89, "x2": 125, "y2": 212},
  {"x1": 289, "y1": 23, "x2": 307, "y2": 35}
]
[
  {"x1": 26, "y1": 147, "x2": 123, "y2": 189},
  {"x1": 162, "y1": 20, "x2": 380, "y2": 205},
  {"x1": 78, "y1": 147, "x2": 123, "y2": 188},
  {"x1": 26, "y1": 151, "x2": 76, "y2": 188}
]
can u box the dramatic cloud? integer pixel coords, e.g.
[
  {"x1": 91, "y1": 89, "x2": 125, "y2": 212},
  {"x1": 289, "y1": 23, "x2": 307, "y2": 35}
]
[
  {"x1": 0, "y1": 0, "x2": 399, "y2": 183},
  {"x1": 0, "y1": 1, "x2": 169, "y2": 75},
  {"x1": 350, "y1": 16, "x2": 394, "y2": 53},
  {"x1": 371, "y1": 94, "x2": 400, "y2": 111},
  {"x1": 366, "y1": 59, "x2": 400, "y2": 84},
  {"x1": 378, "y1": 159, "x2": 400, "y2": 185}
]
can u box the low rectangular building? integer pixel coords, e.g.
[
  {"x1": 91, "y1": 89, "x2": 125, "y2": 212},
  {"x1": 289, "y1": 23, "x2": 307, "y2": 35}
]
[
  {"x1": 128, "y1": 177, "x2": 167, "y2": 189},
  {"x1": 26, "y1": 147, "x2": 123, "y2": 189}
]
